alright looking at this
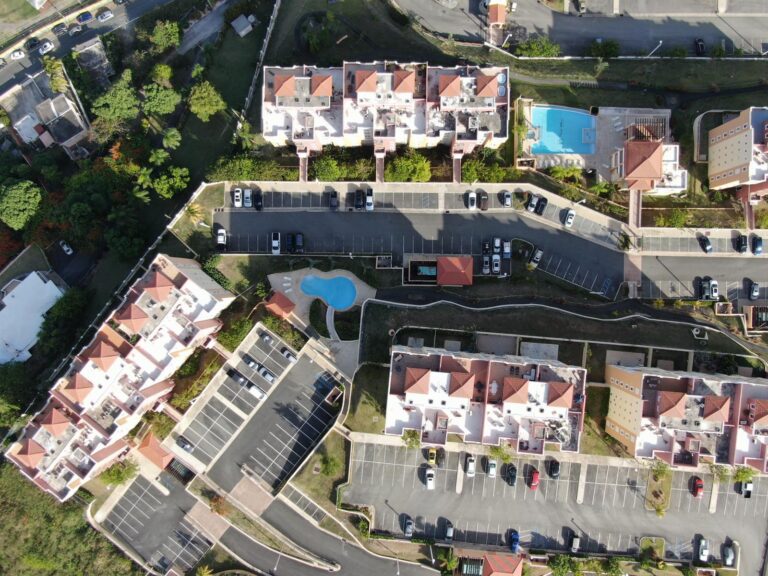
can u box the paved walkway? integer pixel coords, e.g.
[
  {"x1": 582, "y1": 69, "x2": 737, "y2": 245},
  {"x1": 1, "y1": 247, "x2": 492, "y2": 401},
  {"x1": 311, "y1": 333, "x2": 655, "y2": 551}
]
[{"x1": 177, "y1": 0, "x2": 234, "y2": 55}]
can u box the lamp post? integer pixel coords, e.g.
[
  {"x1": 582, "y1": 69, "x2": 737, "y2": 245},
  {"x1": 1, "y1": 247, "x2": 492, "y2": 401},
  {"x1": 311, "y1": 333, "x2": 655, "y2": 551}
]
[{"x1": 647, "y1": 40, "x2": 663, "y2": 57}]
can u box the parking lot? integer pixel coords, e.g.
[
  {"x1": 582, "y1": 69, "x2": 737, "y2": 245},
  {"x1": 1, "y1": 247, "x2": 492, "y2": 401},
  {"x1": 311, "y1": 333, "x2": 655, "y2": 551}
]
[
  {"x1": 102, "y1": 474, "x2": 211, "y2": 573},
  {"x1": 344, "y1": 442, "x2": 767, "y2": 574}
]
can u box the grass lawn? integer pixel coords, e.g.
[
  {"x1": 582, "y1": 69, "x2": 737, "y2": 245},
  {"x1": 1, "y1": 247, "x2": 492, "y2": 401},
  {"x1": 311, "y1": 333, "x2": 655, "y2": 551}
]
[
  {"x1": 0, "y1": 0, "x2": 36, "y2": 24},
  {"x1": 651, "y1": 348, "x2": 691, "y2": 371},
  {"x1": 345, "y1": 364, "x2": 389, "y2": 434},
  {"x1": 640, "y1": 536, "x2": 666, "y2": 560},
  {"x1": 581, "y1": 386, "x2": 630, "y2": 457},
  {"x1": 170, "y1": 183, "x2": 225, "y2": 255},
  {"x1": 310, "y1": 299, "x2": 330, "y2": 338},
  {"x1": 334, "y1": 306, "x2": 361, "y2": 340},
  {"x1": 512, "y1": 85, "x2": 660, "y2": 111},
  {"x1": 196, "y1": 546, "x2": 252, "y2": 573},
  {"x1": 82, "y1": 252, "x2": 136, "y2": 320},
  {"x1": 646, "y1": 471, "x2": 673, "y2": 514},
  {"x1": 0, "y1": 244, "x2": 50, "y2": 287},
  {"x1": 293, "y1": 430, "x2": 349, "y2": 510}
]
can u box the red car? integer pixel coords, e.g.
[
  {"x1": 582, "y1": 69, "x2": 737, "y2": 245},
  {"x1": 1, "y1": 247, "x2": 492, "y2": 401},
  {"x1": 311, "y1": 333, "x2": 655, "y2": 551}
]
[
  {"x1": 530, "y1": 467, "x2": 540, "y2": 490},
  {"x1": 692, "y1": 476, "x2": 704, "y2": 498}
]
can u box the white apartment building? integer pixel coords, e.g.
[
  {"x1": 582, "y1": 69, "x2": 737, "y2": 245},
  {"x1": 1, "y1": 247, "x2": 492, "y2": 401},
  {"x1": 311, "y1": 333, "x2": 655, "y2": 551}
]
[
  {"x1": 708, "y1": 106, "x2": 768, "y2": 194},
  {"x1": 7, "y1": 255, "x2": 234, "y2": 501}
]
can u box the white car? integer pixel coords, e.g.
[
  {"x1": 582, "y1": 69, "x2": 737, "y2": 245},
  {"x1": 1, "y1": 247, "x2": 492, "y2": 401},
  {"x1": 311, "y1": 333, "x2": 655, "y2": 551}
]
[
  {"x1": 492, "y1": 254, "x2": 501, "y2": 274},
  {"x1": 466, "y1": 455, "x2": 476, "y2": 477},
  {"x1": 271, "y1": 232, "x2": 280, "y2": 255},
  {"x1": 503, "y1": 191, "x2": 512, "y2": 207},
  {"x1": 425, "y1": 467, "x2": 435, "y2": 490},
  {"x1": 467, "y1": 191, "x2": 477, "y2": 210},
  {"x1": 97, "y1": 9, "x2": 114, "y2": 22},
  {"x1": 487, "y1": 459, "x2": 498, "y2": 478},
  {"x1": 38, "y1": 40, "x2": 54, "y2": 56},
  {"x1": 699, "y1": 538, "x2": 709, "y2": 563},
  {"x1": 216, "y1": 228, "x2": 227, "y2": 247},
  {"x1": 233, "y1": 187, "x2": 242, "y2": 208},
  {"x1": 58, "y1": 240, "x2": 73, "y2": 256},
  {"x1": 365, "y1": 188, "x2": 374, "y2": 211},
  {"x1": 723, "y1": 545, "x2": 735, "y2": 567},
  {"x1": 564, "y1": 209, "x2": 576, "y2": 228},
  {"x1": 246, "y1": 384, "x2": 265, "y2": 400},
  {"x1": 10, "y1": 49, "x2": 25, "y2": 60}
]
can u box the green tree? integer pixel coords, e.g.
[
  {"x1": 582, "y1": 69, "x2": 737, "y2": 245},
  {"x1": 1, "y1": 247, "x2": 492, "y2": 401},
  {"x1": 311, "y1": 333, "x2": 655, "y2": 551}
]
[
  {"x1": 402, "y1": 429, "x2": 420, "y2": 449},
  {"x1": 655, "y1": 208, "x2": 689, "y2": 228},
  {"x1": 162, "y1": 127, "x2": 182, "y2": 150},
  {"x1": 218, "y1": 317, "x2": 255, "y2": 351},
  {"x1": 35, "y1": 288, "x2": 89, "y2": 357},
  {"x1": 152, "y1": 166, "x2": 190, "y2": 199},
  {"x1": 141, "y1": 84, "x2": 181, "y2": 116},
  {"x1": 0, "y1": 107, "x2": 9, "y2": 127},
  {"x1": 320, "y1": 454, "x2": 341, "y2": 476},
  {"x1": 149, "y1": 20, "x2": 180, "y2": 53},
  {"x1": 149, "y1": 149, "x2": 170, "y2": 166},
  {"x1": 92, "y1": 70, "x2": 139, "y2": 123},
  {"x1": 105, "y1": 202, "x2": 146, "y2": 261},
  {"x1": 310, "y1": 155, "x2": 342, "y2": 181},
  {"x1": 549, "y1": 555, "x2": 572, "y2": 576},
  {"x1": 650, "y1": 459, "x2": 670, "y2": 481},
  {"x1": 709, "y1": 463, "x2": 731, "y2": 483},
  {"x1": 384, "y1": 150, "x2": 431, "y2": 182},
  {"x1": 196, "y1": 566, "x2": 214, "y2": 576},
  {"x1": 206, "y1": 155, "x2": 298, "y2": 181},
  {"x1": 603, "y1": 556, "x2": 623, "y2": 576},
  {"x1": 438, "y1": 548, "x2": 459, "y2": 574},
  {"x1": 151, "y1": 63, "x2": 173, "y2": 86},
  {"x1": 191, "y1": 63, "x2": 205, "y2": 79},
  {"x1": 550, "y1": 165, "x2": 582, "y2": 183},
  {"x1": 516, "y1": 36, "x2": 561, "y2": 57},
  {"x1": 734, "y1": 465, "x2": 756, "y2": 483},
  {"x1": 488, "y1": 444, "x2": 512, "y2": 464},
  {"x1": 42, "y1": 56, "x2": 68, "y2": 93},
  {"x1": 100, "y1": 458, "x2": 139, "y2": 486},
  {"x1": 188, "y1": 81, "x2": 226, "y2": 122},
  {"x1": 589, "y1": 39, "x2": 620, "y2": 58},
  {"x1": 0, "y1": 180, "x2": 42, "y2": 231}
]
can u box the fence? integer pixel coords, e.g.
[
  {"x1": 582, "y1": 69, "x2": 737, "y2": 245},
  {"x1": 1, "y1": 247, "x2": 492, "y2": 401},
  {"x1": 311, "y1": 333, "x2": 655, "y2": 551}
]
[{"x1": 240, "y1": 0, "x2": 281, "y2": 118}]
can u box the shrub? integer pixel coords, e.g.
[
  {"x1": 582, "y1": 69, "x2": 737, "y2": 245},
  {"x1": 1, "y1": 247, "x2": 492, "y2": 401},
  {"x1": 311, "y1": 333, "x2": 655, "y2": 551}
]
[
  {"x1": 100, "y1": 458, "x2": 139, "y2": 486},
  {"x1": 516, "y1": 36, "x2": 561, "y2": 57},
  {"x1": 588, "y1": 39, "x2": 620, "y2": 58},
  {"x1": 201, "y1": 254, "x2": 233, "y2": 290},
  {"x1": 402, "y1": 429, "x2": 420, "y2": 449},
  {"x1": 176, "y1": 350, "x2": 202, "y2": 378},
  {"x1": 321, "y1": 454, "x2": 341, "y2": 476},
  {"x1": 218, "y1": 317, "x2": 255, "y2": 351},
  {"x1": 488, "y1": 444, "x2": 512, "y2": 463},
  {"x1": 384, "y1": 149, "x2": 431, "y2": 182},
  {"x1": 733, "y1": 465, "x2": 756, "y2": 483},
  {"x1": 206, "y1": 155, "x2": 298, "y2": 181},
  {"x1": 261, "y1": 314, "x2": 307, "y2": 350},
  {"x1": 310, "y1": 156, "x2": 342, "y2": 181},
  {"x1": 143, "y1": 411, "x2": 176, "y2": 439}
]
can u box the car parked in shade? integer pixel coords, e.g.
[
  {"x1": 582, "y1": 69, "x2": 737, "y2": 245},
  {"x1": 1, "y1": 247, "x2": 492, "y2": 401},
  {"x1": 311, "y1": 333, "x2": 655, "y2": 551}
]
[
  {"x1": 38, "y1": 40, "x2": 54, "y2": 56},
  {"x1": 750, "y1": 281, "x2": 760, "y2": 301},
  {"x1": 487, "y1": 459, "x2": 498, "y2": 478},
  {"x1": 58, "y1": 240, "x2": 74, "y2": 256},
  {"x1": 699, "y1": 538, "x2": 709, "y2": 562},
  {"x1": 503, "y1": 191, "x2": 512, "y2": 207},
  {"x1": 482, "y1": 255, "x2": 491, "y2": 275},
  {"x1": 365, "y1": 187, "x2": 374, "y2": 211},
  {"x1": 527, "y1": 248, "x2": 543, "y2": 271},
  {"x1": 427, "y1": 448, "x2": 437, "y2": 466},
  {"x1": 425, "y1": 467, "x2": 435, "y2": 490},
  {"x1": 76, "y1": 11, "x2": 94, "y2": 24},
  {"x1": 216, "y1": 228, "x2": 227, "y2": 248},
  {"x1": 254, "y1": 190, "x2": 263, "y2": 210},
  {"x1": 692, "y1": 476, "x2": 704, "y2": 498},
  {"x1": 280, "y1": 347, "x2": 297, "y2": 362},
  {"x1": 25, "y1": 37, "x2": 40, "y2": 51},
  {"x1": 506, "y1": 464, "x2": 517, "y2": 486},
  {"x1": 526, "y1": 194, "x2": 539, "y2": 213},
  {"x1": 478, "y1": 190, "x2": 489, "y2": 211},
  {"x1": 492, "y1": 254, "x2": 501, "y2": 274},
  {"x1": 548, "y1": 459, "x2": 560, "y2": 479},
  {"x1": 534, "y1": 196, "x2": 548, "y2": 215},
  {"x1": 723, "y1": 544, "x2": 735, "y2": 567},
  {"x1": 694, "y1": 38, "x2": 706, "y2": 56},
  {"x1": 243, "y1": 188, "x2": 252, "y2": 208},
  {"x1": 445, "y1": 521, "x2": 454, "y2": 545},
  {"x1": 354, "y1": 188, "x2": 364, "y2": 210},
  {"x1": 52, "y1": 23, "x2": 68, "y2": 36},
  {"x1": 737, "y1": 234, "x2": 748, "y2": 254},
  {"x1": 404, "y1": 518, "x2": 414, "y2": 538},
  {"x1": 699, "y1": 235, "x2": 713, "y2": 253},
  {"x1": 329, "y1": 189, "x2": 338, "y2": 210},
  {"x1": 176, "y1": 435, "x2": 194, "y2": 452},
  {"x1": 509, "y1": 530, "x2": 520, "y2": 554}
]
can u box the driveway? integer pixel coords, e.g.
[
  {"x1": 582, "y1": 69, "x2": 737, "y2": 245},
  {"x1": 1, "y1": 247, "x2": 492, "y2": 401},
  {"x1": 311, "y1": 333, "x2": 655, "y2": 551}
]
[{"x1": 345, "y1": 442, "x2": 767, "y2": 575}]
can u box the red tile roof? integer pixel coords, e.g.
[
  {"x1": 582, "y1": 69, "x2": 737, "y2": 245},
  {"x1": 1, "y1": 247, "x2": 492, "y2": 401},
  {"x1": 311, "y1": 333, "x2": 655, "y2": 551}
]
[
  {"x1": 274, "y1": 74, "x2": 296, "y2": 97},
  {"x1": 40, "y1": 407, "x2": 72, "y2": 436},
  {"x1": 15, "y1": 438, "x2": 46, "y2": 469},
  {"x1": 750, "y1": 398, "x2": 768, "y2": 426},
  {"x1": 143, "y1": 270, "x2": 175, "y2": 301},
  {"x1": 356, "y1": 70, "x2": 377, "y2": 93},
  {"x1": 483, "y1": 553, "x2": 523, "y2": 576},
  {"x1": 138, "y1": 432, "x2": 173, "y2": 469},
  {"x1": 623, "y1": 140, "x2": 663, "y2": 191},
  {"x1": 547, "y1": 381, "x2": 574, "y2": 409},
  {"x1": 60, "y1": 372, "x2": 94, "y2": 404},
  {"x1": 86, "y1": 338, "x2": 122, "y2": 372},
  {"x1": 115, "y1": 303, "x2": 149, "y2": 333},
  {"x1": 405, "y1": 367, "x2": 431, "y2": 394},
  {"x1": 265, "y1": 291, "x2": 296, "y2": 319},
  {"x1": 311, "y1": 75, "x2": 333, "y2": 97},
  {"x1": 436, "y1": 256, "x2": 473, "y2": 286},
  {"x1": 438, "y1": 74, "x2": 461, "y2": 97},
  {"x1": 703, "y1": 395, "x2": 730, "y2": 422},
  {"x1": 91, "y1": 439, "x2": 129, "y2": 463},
  {"x1": 657, "y1": 391, "x2": 686, "y2": 419},
  {"x1": 449, "y1": 371, "x2": 475, "y2": 398},
  {"x1": 393, "y1": 70, "x2": 415, "y2": 94},
  {"x1": 502, "y1": 377, "x2": 529, "y2": 404},
  {"x1": 488, "y1": 3, "x2": 506, "y2": 25},
  {"x1": 475, "y1": 73, "x2": 498, "y2": 97}
]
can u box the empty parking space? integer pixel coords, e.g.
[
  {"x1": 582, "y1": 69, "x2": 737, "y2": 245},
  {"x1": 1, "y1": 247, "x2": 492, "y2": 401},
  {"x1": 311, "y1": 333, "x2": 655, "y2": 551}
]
[
  {"x1": 217, "y1": 374, "x2": 262, "y2": 415},
  {"x1": 282, "y1": 484, "x2": 328, "y2": 524},
  {"x1": 538, "y1": 252, "x2": 616, "y2": 298},
  {"x1": 581, "y1": 463, "x2": 647, "y2": 511},
  {"x1": 103, "y1": 475, "x2": 164, "y2": 544},
  {"x1": 180, "y1": 396, "x2": 244, "y2": 466},
  {"x1": 150, "y1": 518, "x2": 212, "y2": 573}
]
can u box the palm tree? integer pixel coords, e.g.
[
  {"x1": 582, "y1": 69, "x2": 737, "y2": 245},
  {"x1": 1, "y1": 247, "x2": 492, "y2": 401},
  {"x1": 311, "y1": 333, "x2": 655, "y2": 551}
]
[
  {"x1": 185, "y1": 202, "x2": 202, "y2": 223},
  {"x1": 149, "y1": 149, "x2": 170, "y2": 166},
  {"x1": 438, "y1": 548, "x2": 459, "y2": 574},
  {"x1": 195, "y1": 566, "x2": 214, "y2": 576},
  {"x1": 132, "y1": 186, "x2": 151, "y2": 204},
  {"x1": 162, "y1": 127, "x2": 182, "y2": 150},
  {"x1": 137, "y1": 167, "x2": 154, "y2": 190}
]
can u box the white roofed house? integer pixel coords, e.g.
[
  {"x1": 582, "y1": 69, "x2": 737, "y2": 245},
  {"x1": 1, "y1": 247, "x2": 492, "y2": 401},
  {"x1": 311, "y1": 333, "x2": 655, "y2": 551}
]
[{"x1": 6, "y1": 254, "x2": 235, "y2": 501}]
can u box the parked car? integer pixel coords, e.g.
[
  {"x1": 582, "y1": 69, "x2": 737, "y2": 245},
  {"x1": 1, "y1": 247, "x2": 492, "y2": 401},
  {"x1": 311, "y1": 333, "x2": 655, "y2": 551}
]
[
  {"x1": 10, "y1": 49, "x2": 25, "y2": 60},
  {"x1": 723, "y1": 545, "x2": 735, "y2": 567},
  {"x1": 259, "y1": 331, "x2": 273, "y2": 345},
  {"x1": 354, "y1": 188, "x2": 364, "y2": 210},
  {"x1": 76, "y1": 11, "x2": 94, "y2": 24},
  {"x1": 256, "y1": 364, "x2": 275, "y2": 384},
  {"x1": 692, "y1": 476, "x2": 704, "y2": 498},
  {"x1": 97, "y1": 9, "x2": 114, "y2": 22},
  {"x1": 25, "y1": 37, "x2": 40, "y2": 51},
  {"x1": 68, "y1": 24, "x2": 83, "y2": 36},
  {"x1": 527, "y1": 248, "x2": 543, "y2": 271},
  {"x1": 492, "y1": 254, "x2": 501, "y2": 274},
  {"x1": 52, "y1": 23, "x2": 68, "y2": 36},
  {"x1": 548, "y1": 459, "x2": 561, "y2": 479},
  {"x1": 254, "y1": 190, "x2": 263, "y2": 210},
  {"x1": 506, "y1": 464, "x2": 517, "y2": 486},
  {"x1": 526, "y1": 194, "x2": 539, "y2": 213},
  {"x1": 176, "y1": 435, "x2": 194, "y2": 452},
  {"x1": 38, "y1": 39, "x2": 54, "y2": 55},
  {"x1": 445, "y1": 521, "x2": 454, "y2": 545},
  {"x1": 467, "y1": 191, "x2": 477, "y2": 210},
  {"x1": 286, "y1": 233, "x2": 295, "y2": 254},
  {"x1": 330, "y1": 189, "x2": 339, "y2": 210},
  {"x1": 466, "y1": 454, "x2": 476, "y2": 477},
  {"x1": 233, "y1": 187, "x2": 242, "y2": 207},
  {"x1": 427, "y1": 448, "x2": 437, "y2": 466},
  {"x1": 58, "y1": 240, "x2": 74, "y2": 256},
  {"x1": 492, "y1": 237, "x2": 501, "y2": 254},
  {"x1": 425, "y1": 467, "x2": 435, "y2": 490},
  {"x1": 216, "y1": 228, "x2": 227, "y2": 248},
  {"x1": 529, "y1": 467, "x2": 540, "y2": 490},
  {"x1": 701, "y1": 278, "x2": 718, "y2": 300},
  {"x1": 534, "y1": 196, "x2": 548, "y2": 215},
  {"x1": 0, "y1": 58, "x2": 5, "y2": 68},
  {"x1": 435, "y1": 448, "x2": 445, "y2": 468},
  {"x1": 295, "y1": 232, "x2": 305, "y2": 254},
  {"x1": 242, "y1": 354, "x2": 258, "y2": 369},
  {"x1": 699, "y1": 538, "x2": 709, "y2": 563},
  {"x1": 751, "y1": 281, "x2": 760, "y2": 301},
  {"x1": 280, "y1": 347, "x2": 297, "y2": 362},
  {"x1": 509, "y1": 530, "x2": 520, "y2": 554},
  {"x1": 482, "y1": 240, "x2": 491, "y2": 255},
  {"x1": 737, "y1": 234, "x2": 748, "y2": 253},
  {"x1": 741, "y1": 480, "x2": 753, "y2": 498},
  {"x1": 404, "y1": 518, "x2": 414, "y2": 538},
  {"x1": 753, "y1": 235, "x2": 763, "y2": 255},
  {"x1": 694, "y1": 38, "x2": 706, "y2": 56},
  {"x1": 577, "y1": 0, "x2": 586, "y2": 14},
  {"x1": 243, "y1": 188, "x2": 252, "y2": 208},
  {"x1": 246, "y1": 383, "x2": 265, "y2": 400},
  {"x1": 271, "y1": 232, "x2": 280, "y2": 255},
  {"x1": 699, "y1": 235, "x2": 713, "y2": 253},
  {"x1": 503, "y1": 190, "x2": 512, "y2": 207},
  {"x1": 482, "y1": 255, "x2": 491, "y2": 275},
  {"x1": 571, "y1": 534, "x2": 581, "y2": 553},
  {"x1": 365, "y1": 187, "x2": 374, "y2": 211},
  {"x1": 478, "y1": 190, "x2": 489, "y2": 211},
  {"x1": 564, "y1": 209, "x2": 576, "y2": 228},
  {"x1": 227, "y1": 369, "x2": 248, "y2": 386},
  {"x1": 487, "y1": 458, "x2": 498, "y2": 478},
  {"x1": 502, "y1": 240, "x2": 511, "y2": 260}
]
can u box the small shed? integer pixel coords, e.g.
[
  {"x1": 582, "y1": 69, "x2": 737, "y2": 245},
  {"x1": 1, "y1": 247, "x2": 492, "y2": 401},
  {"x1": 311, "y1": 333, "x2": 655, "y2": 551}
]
[{"x1": 231, "y1": 14, "x2": 253, "y2": 38}]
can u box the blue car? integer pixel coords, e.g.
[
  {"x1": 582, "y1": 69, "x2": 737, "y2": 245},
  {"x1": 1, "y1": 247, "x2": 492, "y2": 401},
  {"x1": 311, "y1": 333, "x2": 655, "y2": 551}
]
[
  {"x1": 509, "y1": 530, "x2": 520, "y2": 554},
  {"x1": 76, "y1": 11, "x2": 93, "y2": 24}
]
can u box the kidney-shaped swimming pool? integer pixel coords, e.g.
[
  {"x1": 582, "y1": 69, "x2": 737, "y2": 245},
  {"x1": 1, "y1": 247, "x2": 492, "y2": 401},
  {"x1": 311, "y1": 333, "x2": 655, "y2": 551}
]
[{"x1": 300, "y1": 275, "x2": 357, "y2": 310}]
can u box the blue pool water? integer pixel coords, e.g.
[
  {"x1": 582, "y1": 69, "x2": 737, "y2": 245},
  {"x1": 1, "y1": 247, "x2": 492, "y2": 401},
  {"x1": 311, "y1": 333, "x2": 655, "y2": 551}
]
[
  {"x1": 300, "y1": 275, "x2": 357, "y2": 310},
  {"x1": 531, "y1": 105, "x2": 596, "y2": 155}
]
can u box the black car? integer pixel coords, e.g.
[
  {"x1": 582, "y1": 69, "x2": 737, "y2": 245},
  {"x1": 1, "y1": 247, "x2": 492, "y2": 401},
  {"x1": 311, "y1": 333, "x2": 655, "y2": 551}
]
[
  {"x1": 535, "y1": 196, "x2": 548, "y2": 215},
  {"x1": 176, "y1": 435, "x2": 194, "y2": 453},
  {"x1": 254, "y1": 190, "x2": 263, "y2": 211},
  {"x1": 752, "y1": 235, "x2": 763, "y2": 255},
  {"x1": 435, "y1": 447, "x2": 445, "y2": 468},
  {"x1": 548, "y1": 458, "x2": 561, "y2": 479},
  {"x1": 330, "y1": 190, "x2": 339, "y2": 210},
  {"x1": 354, "y1": 188, "x2": 364, "y2": 210},
  {"x1": 694, "y1": 38, "x2": 706, "y2": 56},
  {"x1": 479, "y1": 190, "x2": 489, "y2": 211},
  {"x1": 506, "y1": 464, "x2": 517, "y2": 486},
  {"x1": 24, "y1": 37, "x2": 40, "y2": 51},
  {"x1": 285, "y1": 233, "x2": 296, "y2": 253},
  {"x1": 227, "y1": 369, "x2": 248, "y2": 385},
  {"x1": 699, "y1": 235, "x2": 713, "y2": 253},
  {"x1": 737, "y1": 234, "x2": 748, "y2": 253},
  {"x1": 482, "y1": 240, "x2": 491, "y2": 255},
  {"x1": 295, "y1": 232, "x2": 305, "y2": 254},
  {"x1": 52, "y1": 23, "x2": 68, "y2": 36}
]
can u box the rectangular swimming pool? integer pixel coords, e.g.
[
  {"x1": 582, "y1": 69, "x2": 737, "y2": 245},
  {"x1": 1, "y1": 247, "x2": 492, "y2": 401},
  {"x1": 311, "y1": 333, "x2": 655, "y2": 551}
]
[{"x1": 531, "y1": 105, "x2": 596, "y2": 155}]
